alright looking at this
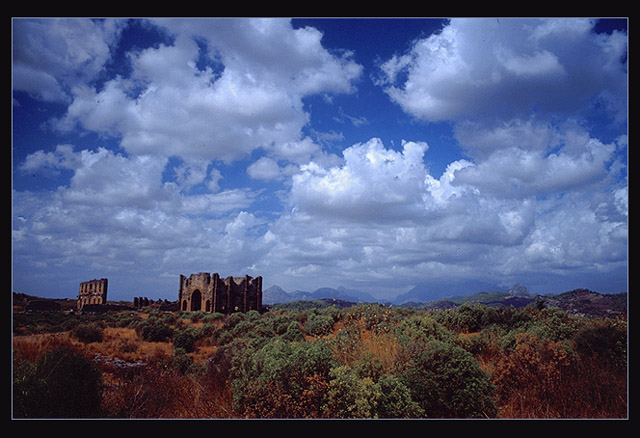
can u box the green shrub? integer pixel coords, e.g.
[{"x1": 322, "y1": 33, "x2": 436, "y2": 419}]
[
  {"x1": 13, "y1": 348, "x2": 102, "y2": 418},
  {"x1": 326, "y1": 365, "x2": 379, "y2": 418},
  {"x1": 172, "y1": 347, "x2": 194, "y2": 374},
  {"x1": 232, "y1": 338, "x2": 335, "y2": 417},
  {"x1": 140, "y1": 320, "x2": 174, "y2": 342},
  {"x1": 572, "y1": 319, "x2": 627, "y2": 371},
  {"x1": 173, "y1": 328, "x2": 197, "y2": 353},
  {"x1": 201, "y1": 312, "x2": 225, "y2": 323},
  {"x1": 271, "y1": 314, "x2": 295, "y2": 335},
  {"x1": 399, "y1": 340, "x2": 497, "y2": 418},
  {"x1": 281, "y1": 321, "x2": 304, "y2": 342},
  {"x1": 214, "y1": 329, "x2": 233, "y2": 346},
  {"x1": 375, "y1": 375, "x2": 424, "y2": 418},
  {"x1": 224, "y1": 312, "x2": 245, "y2": 330},
  {"x1": 72, "y1": 323, "x2": 103, "y2": 344},
  {"x1": 304, "y1": 313, "x2": 335, "y2": 337}
]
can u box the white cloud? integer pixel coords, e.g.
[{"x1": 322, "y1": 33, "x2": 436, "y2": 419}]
[
  {"x1": 253, "y1": 129, "x2": 626, "y2": 295},
  {"x1": 453, "y1": 133, "x2": 616, "y2": 199},
  {"x1": 19, "y1": 144, "x2": 80, "y2": 174},
  {"x1": 172, "y1": 160, "x2": 210, "y2": 191},
  {"x1": 54, "y1": 18, "x2": 362, "y2": 166},
  {"x1": 291, "y1": 138, "x2": 431, "y2": 222},
  {"x1": 378, "y1": 18, "x2": 627, "y2": 122},
  {"x1": 61, "y1": 148, "x2": 170, "y2": 210},
  {"x1": 13, "y1": 144, "x2": 266, "y2": 299},
  {"x1": 12, "y1": 18, "x2": 124, "y2": 102},
  {"x1": 155, "y1": 18, "x2": 362, "y2": 96},
  {"x1": 247, "y1": 157, "x2": 283, "y2": 181}
]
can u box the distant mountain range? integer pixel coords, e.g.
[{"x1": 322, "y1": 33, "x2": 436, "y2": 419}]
[
  {"x1": 262, "y1": 285, "x2": 378, "y2": 305},
  {"x1": 391, "y1": 279, "x2": 504, "y2": 305},
  {"x1": 263, "y1": 282, "x2": 525, "y2": 306},
  {"x1": 263, "y1": 282, "x2": 527, "y2": 306},
  {"x1": 263, "y1": 284, "x2": 627, "y2": 319}
]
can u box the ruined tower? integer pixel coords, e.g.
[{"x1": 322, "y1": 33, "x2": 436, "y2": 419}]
[
  {"x1": 78, "y1": 278, "x2": 108, "y2": 310},
  {"x1": 178, "y1": 273, "x2": 262, "y2": 314}
]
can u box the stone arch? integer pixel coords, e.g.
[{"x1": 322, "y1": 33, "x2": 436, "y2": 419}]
[{"x1": 190, "y1": 289, "x2": 202, "y2": 311}]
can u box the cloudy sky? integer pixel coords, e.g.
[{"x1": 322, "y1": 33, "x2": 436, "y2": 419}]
[{"x1": 12, "y1": 18, "x2": 628, "y2": 301}]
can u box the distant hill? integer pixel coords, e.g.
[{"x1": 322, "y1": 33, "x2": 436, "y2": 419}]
[
  {"x1": 540, "y1": 289, "x2": 627, "y2": 318},
  {"x1": 405, "y1": 287, "x2": 627, "y2": 319},
  {"x1": 12, "y1": 291, "x2": 134, "y2": 313},
  {"x1": 262, "y1": 285, "x2": 377, "y2": 305},
  {"x1": 412, "y1": 290, "x2": 537, "y2": 310},
  {"x1": 13, "y1": 292, "x2": 77, "y2": 312}
]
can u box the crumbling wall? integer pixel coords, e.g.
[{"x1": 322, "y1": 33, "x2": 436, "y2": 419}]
[
  {"x1": 78, "y1": 278, "x2": 108, "y2": 310},
  {"x1": 179, "y1": 273, "x2": 262, "y2": 314}
]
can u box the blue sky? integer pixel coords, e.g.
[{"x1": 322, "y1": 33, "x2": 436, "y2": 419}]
[{"x1": 12, "y1": 18, "x2": 628, "y2": 301}]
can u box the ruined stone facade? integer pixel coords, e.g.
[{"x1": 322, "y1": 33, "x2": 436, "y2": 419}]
[
  {"x1": 179, "y1": 273, "x2": 262, "y2": 314},
  {"x1": 78, "y1": 278, "x2": 108, "y2": 310}
]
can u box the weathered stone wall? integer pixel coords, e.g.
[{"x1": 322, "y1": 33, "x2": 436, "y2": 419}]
[
  {"x1": 179, "y1": 273, "x2": 262, "y2": 314},
  {"x1": 78, "y1": 278, "x2": 108, "y2": 310}
]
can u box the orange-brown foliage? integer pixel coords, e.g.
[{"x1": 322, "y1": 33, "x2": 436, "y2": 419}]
[{"x1": 493, "y1": 332, "x2": 626, "y2": 418}]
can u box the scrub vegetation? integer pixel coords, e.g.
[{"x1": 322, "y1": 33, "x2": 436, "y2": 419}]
[{"x1": 12, "y1": 302, "x2": 627, "y2": 419}]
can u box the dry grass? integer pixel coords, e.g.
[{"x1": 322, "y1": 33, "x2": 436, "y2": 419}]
[
  {"x1": 13, "y1": 332, "x2": 76, "y2": 362},
  {"x1": 329, "y1": 318, "x2": 400, "y2": 370},
  {"x1": 93, "y1": 328, "x2": 174, "y2": 361},
  {"x1": 12, "y1": 323, "x2": 218, "y2": 368},
  {"x1": 359, "y1": 328, "x2": 399, "y2": 371}
]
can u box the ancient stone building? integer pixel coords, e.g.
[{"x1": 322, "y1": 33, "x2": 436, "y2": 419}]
[
  {"x1": 78, "y1": 278, "x2": 108, "y2": 310},
  {"x1": 179, "y1": 273, "x2": 262, "y2": 314}
]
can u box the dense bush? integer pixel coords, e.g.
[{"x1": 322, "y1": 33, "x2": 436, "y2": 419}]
[
  {"x1": 232, "y1": 338, "x2": 335, "y2": 418},
  {"x1": 572, "y1": 319, "x2": 627, "y2": 371},
  {"x1": 173, "y1": 328, "x2": 197, "y2": 353},
  {"x1": 399, "y1": 340, "x2": 497, "y2": 418},
  {"x1": 139, "y1": 319, "x2": 174, "y2": 342},
  {"x1": 304, "y1": 312, "x2": 335, "y2": 336},
  {"x1": 13, "y1": 347, "x2": 102, "y2": 418},
  {"x1": 72, "y1": 323, "x2": 104, "y2": 344}
]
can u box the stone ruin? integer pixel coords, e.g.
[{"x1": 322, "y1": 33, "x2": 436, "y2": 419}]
[
  {"x1": 78, "y1": 278, "x2": 108, "y2": 310},
  {"x1": 179, "y1": 273, "x2": 263, "y2": 314}
]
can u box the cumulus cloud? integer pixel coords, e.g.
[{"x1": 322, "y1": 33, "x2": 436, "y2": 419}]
[
  {"x1": 54, "y1": 18, "x2": 362, "y2": 166},
  {"x1": 13, "y1": 144, "x2": 264, "y2": 297},
  {"x1": 378, "y1": 18, "x2": 627, "y2": 123},
  {"x1": 258, "y1": 120, "x2": 625, "y2": 295},
  {"x1": 453, "y1": 128, "x2": 617, "y2": 199},
  {"x1": 12, "y1": 18, "x2": 364, "y2": 298},
  {"x1": 343, "y1": 18, "x2": 628, "y2": 294},
  {"x1": 12, "y1": 18, "x2": 124, "y2": 102},
  {"x1": 291, "y1": 138, "x2": 431, "y2": 222},
  {"x1": 247, "y1": 157, "x2": 284, "y2": 181},
  {"x1": 19, "y1": 144, "x2": 81, "y2": 175}
]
